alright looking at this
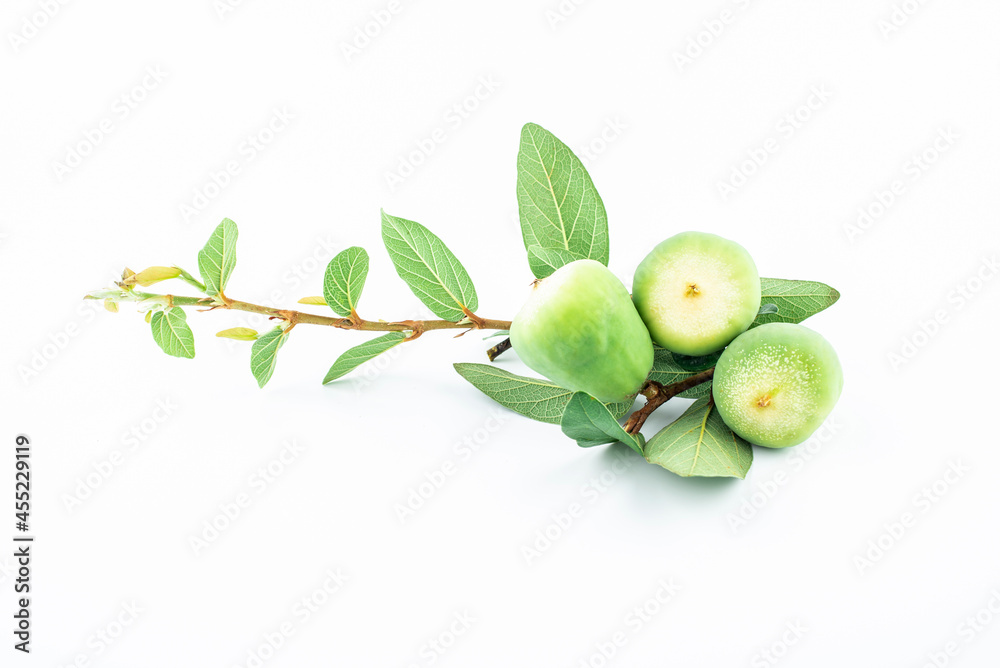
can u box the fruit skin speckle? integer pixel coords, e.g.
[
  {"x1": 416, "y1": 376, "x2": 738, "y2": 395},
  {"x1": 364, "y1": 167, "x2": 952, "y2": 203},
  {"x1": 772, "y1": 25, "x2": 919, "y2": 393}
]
[
  {"x1": 632, "y1": 231, "x2": 761, "y2": 356},
  {"x1": 713, "y1": 322, "x2": 843, "y2": 448},
  {"x1": 510, "y1": 260, "x2": 654, "y2": 403}
]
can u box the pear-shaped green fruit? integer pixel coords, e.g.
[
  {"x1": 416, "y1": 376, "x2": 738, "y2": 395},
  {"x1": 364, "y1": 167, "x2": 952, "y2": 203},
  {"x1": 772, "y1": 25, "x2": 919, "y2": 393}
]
[
  {"x1": 510, "y1": 260, "x2": 653, "y2": 403},
  {"x1": 713, "y1": 323, "x2": 843, "y2": 448},
  {"x1": 632, "y1": 231, "x2": 761, "y2": 356}
]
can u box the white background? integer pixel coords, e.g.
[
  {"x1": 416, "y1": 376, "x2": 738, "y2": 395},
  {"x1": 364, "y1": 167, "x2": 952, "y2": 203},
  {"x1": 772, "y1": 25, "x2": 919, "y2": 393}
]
[{"x1": 3, "y1": 1, "x2": 1000, "y2": 666}]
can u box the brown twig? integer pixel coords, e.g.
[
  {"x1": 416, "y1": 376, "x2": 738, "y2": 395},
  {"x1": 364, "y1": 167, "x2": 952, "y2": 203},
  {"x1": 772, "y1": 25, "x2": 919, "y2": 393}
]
[
  {"x1": 131, "y1": 291, "x2": 512, "y2": 335},
  {"x1": 487, "y1": 337, "x2": 512, "y2": 361},
  {"x1": 623, "y1": 367, "x2": 716, "y2": 435}
]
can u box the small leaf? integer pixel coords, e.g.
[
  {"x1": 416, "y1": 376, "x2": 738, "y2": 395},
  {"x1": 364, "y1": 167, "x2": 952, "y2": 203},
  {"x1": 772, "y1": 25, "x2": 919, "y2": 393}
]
[
  {"x1": 561, "y1": 392, "x2": 644, "y2": 455},
  {"x1": 250, "y1": 327, "x2": 288, "y2": 388},
  {"x1": 216, "y1": 327, "x2": 259, "y2": 341},
  {"x1": 644, "y1": 397, "x2": 753, "y2": 478},
  {"x1": 197, "y1": 218, "x2": 239, "y2": 296},
  {"x1": 144, "y1": 311, "x2": 153, "y2": 324},
  {"x1": 103, "y1": 299, "x2": 119, "y2": 313},
  {"x1": 526, "y1": 245, "x2": 587, "y2": 279},
  {"x1": 323, "y1": 332, "x2": 407, "y2": 384},
  {"x1": 381, "y1": 211, "x2": 478, "y2": 321},
  {"x1": 757, "y1": 303, "x2": 779, "y2": 316},
  {"x1": 297, "y1": 296, "x2": 327, "y2": 306},
  {"x1": 454, "y1": 363, "x2": 633, "y2": 425},
  {"x1": 323, "y1": 246, "x2": 369, "y2": 317},
  {"x1": 132, "y1": 266, "x2": 182, "y2": 287},
  {"x1": 483, "y1": 330, "x2": 510, "y2": 340},
  {"x1": 150, "y1": 307, "x2": 195, "y2": 359},
  {"x1": 751, "y1": 278, "x2": 840, "y2": 328},
  {"x1": 516, "y1": 123, "x2": 609, "y2": 277}
]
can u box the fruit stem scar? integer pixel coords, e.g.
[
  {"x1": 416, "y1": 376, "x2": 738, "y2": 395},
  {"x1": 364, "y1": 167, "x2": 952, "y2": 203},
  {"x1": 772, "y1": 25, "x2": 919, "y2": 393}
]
[
  {"x1": 757, "y1": 394, "x2": 771, "y2": 408},
  {"x1": 685, "y1": 283, "x2": 700, "y2": 297}
]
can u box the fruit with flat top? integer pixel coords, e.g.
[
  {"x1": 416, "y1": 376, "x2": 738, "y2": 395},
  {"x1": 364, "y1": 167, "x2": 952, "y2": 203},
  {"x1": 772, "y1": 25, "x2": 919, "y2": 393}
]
[
  {"x1": 712, "y1": 322, "x2": 843, "y2": 448},
  {"x1": 632, "y1": 231, "x2": 761, "y2": 356}
]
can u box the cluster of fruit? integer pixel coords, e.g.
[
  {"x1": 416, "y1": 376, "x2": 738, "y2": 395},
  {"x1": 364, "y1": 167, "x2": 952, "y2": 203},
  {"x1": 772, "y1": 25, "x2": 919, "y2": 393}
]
[{"x1": 510, "y1": 231, "x2": 843, "y2": 448}]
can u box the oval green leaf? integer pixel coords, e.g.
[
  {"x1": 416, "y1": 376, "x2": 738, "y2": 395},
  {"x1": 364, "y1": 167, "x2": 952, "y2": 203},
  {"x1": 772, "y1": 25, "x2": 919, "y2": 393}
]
[
  {"x1": 150, "y1": 307, "x2": 195, "y2": 359},
  {"x1": 517, "y1": 123, "x2": 609, "y2": 277},
  {"x1": 197, "y1": 218, "x2": 239, "y2": 296},
  {"x1": 323, "y1": 247, "x2": 369, "y2": 318},
  {"x1": 381, "y1": 211, "x2": 478, "y2": 321}
]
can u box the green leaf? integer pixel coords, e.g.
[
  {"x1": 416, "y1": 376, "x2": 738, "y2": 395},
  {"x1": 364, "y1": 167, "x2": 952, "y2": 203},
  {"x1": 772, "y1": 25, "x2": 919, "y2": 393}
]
[
  {"x1": 297, "y1": 296, "x2": 327, "y2": 305},
  {"x1": 250, "y1": 327, "x2": 288, "y2": 388},
  {"x1": 516, "y1": 123, "x2": 609, "y2": 277},
  {"x1": 150, "y1": 307, "x2": 195, "y2": 359},
  {"x1": 381, "y1": 211, "x2": 478, "y2": 321},
  {"x1": 323, "y1": 332, "x2": 407, "y2": 384},
  {"x1": 644, "y1": 397, "x2": 753, "y2": 478},
  {"x1": 323, "y1": 247, "x2": 369, "y2": 317},
  {"x1": 453, "y1": 363, "x2": 633, "y2": 425},
  {"x1": 197, "y1": 218, "x2": 239, "y2": 296},
  {"x1": 216, "y1": 327, "x2": 259, "y2": 341},
  {"x1": 561, "y1": 392, "x2": 644, "y2": 455},
  {"x1": 648, "y1": 348, "x2": 697, "y2": 386},
  {"x1": 751, "y1": 278, "x2": 840, "y2": 328},
  {"x1": 483, "y1": 330, "x2": 510, "y2": 340},
  {"x1": 526, "y1": 245, "x2": 587, "y2": 279}
]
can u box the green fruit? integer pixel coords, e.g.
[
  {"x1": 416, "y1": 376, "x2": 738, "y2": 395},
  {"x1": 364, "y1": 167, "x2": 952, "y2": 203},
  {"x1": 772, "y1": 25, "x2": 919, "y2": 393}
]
[
  {"x1": 632, "y1": 231, "x2": 761, "y2": 356},
  {"x1": 510, "y1": 259, "x2": 653, "y2": 403},
  {"x1": 713, "y1": 323, "x2": 843, "y2": 448}
]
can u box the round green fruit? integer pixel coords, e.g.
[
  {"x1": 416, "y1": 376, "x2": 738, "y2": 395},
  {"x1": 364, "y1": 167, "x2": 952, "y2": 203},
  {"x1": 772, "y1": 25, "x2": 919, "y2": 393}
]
[
  {"x1": 713, "y1": 323, "x2": 843, "y2": 448},
  {"x1": 510, "y1": 259, "x2": 653, "y2": 403},
  {"x1": 632, "y1": 231, "x2": 761, "y2": 356}
]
